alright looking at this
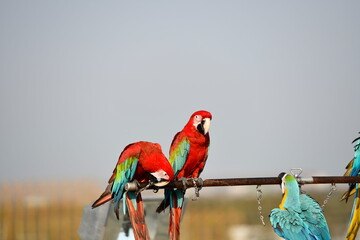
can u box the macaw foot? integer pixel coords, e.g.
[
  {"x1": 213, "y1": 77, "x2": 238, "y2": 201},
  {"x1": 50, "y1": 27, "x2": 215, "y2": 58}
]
[
  {"x1": 177, "y1": 177, "x2": 204, "y2": 199},
  {"x1": 178, "y1": 177, "x2": 188, "y2": 191},
  {"x1": 135, "y1": 179, "x2": 154, "y2": 195},
  {"x1": 191, "y1": 178, "x2": 203, "y2": 201}
]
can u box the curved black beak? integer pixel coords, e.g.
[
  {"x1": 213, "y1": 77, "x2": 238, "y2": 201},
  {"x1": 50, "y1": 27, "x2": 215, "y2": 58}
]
[
  {"x1": 197, "y1": 120, "x2": 206, "y2": 134},
  {"x1": 352, "y1": 134, "x2": 360, "y2": 144},
  {"x1": 196, "y1": 118, "x2": 211, "y2": 135}
]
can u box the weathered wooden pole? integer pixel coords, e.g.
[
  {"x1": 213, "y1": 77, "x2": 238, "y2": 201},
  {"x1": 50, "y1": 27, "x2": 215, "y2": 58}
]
[{"x1": 125, "y1": 176, "x2": 360, "y2": 191}]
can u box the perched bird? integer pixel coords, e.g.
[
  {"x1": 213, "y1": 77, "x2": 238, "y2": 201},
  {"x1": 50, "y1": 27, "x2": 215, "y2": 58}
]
[
  {"x1": 270, "y1": 173, "x2": 331, "y2": 240},
  {"x1": 92, "y1": 141, "x2": 174, "y2": 240},
  {"x1": 156, "y1": 110, "x2": 212, "y2": 240},
  {"x1": 342, "y1": 133, "x2": 360, "y2": 240}
]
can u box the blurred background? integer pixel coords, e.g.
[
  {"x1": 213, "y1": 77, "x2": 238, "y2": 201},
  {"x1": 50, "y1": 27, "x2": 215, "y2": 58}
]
[{"x1": 0, "y1": 1, "x2": 359, "y2": 239}]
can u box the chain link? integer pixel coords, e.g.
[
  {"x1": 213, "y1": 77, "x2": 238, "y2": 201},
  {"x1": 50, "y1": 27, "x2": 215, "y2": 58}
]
[
  {"x1": 192, "y1": 178, "x2": 200, "y2": 201},
  {"x1": 321, "y1": 183, "x2": 336, "y2": 209},
  {"x1": 290, "y1": 168, "x2": 303, "y2": 178},
  {"x1": 256, "y1": 185, "x2": 266, "y2": 226}
]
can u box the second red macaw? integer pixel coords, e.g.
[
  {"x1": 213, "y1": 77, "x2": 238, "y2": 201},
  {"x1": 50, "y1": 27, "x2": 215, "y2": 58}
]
[
  {"x1": 92, "y1": 141, "x2": 174, "y2": 240},
  {"x1": 156, "y1": 110, "x2": 212, "y2": 240}
]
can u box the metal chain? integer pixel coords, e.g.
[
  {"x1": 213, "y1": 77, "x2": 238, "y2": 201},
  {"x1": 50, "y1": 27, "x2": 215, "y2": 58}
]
[
  {"x1": 256, "y1": 185, "x2": 266, "y2": 226},
  {"x1": 321, "y1": 183, "x2": 336, "y2": 209},
  {"x1": 290, "y1": 168, "x2": 303, "y2": 178},
  {"x1": 290, "y1": 168, "x2": 305, "y2": 193},
  {"x1": 191, "y1": 178, "x2": 204, "y2": 201},
  {"x1": 192, "y1": 178, "x2": 199, "y2": 201}
]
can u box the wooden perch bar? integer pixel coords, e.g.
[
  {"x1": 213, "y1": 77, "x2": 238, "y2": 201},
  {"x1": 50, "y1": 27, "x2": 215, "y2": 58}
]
[{"x1": 124, "y1": 176, "x2": 360, "y2": 192}]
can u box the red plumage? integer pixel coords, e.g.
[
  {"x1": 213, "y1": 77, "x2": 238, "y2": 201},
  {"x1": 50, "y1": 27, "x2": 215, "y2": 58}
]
[
  {"x1": 173, "y1": 110, "x2": 211, "y2": 178},
  {"x1": 169, "y1": 199, "x2": 182, "y2": 240},
  {"x1": 92, "y1": 141, "x2": 174, "y2": 240},
  {"x1": 158, "y1": 110, "x2": 212, "y2": 240},
  {"x1": 125, "y1": 193, "x2": 150, "y2": 240}
]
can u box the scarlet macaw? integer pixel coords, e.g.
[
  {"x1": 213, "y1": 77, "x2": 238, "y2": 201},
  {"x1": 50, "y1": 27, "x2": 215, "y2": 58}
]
[
  {"x1": 270, "y1": 173, "x2": 331, "y2": 240},
  {"x1": 156, "y1": 110, "x2": 212, "y2": 240},
  {"x1": 92, "y1": 141, "x2": 174, "y2": 240},
  {"x1": 342, "y1": 133, "x2": 360, "y2": 240}
]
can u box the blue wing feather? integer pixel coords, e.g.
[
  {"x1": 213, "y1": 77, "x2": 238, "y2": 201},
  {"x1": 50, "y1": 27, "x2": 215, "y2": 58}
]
[
  {"x1": 169, "y1": 137, "x2": 190, "y2": 177},
  {"x1": 299, "y1": 194, "x2": 331, "y2": 240},
  {"x1": 270, "y1": 208, "x2": 319, "y2": 240},
  {"x1": 111, "y1": 156, "x2": 139, "y2": 215},
  {"x1": 163, "y1": 135, "x2": 190, "y2": 209}
]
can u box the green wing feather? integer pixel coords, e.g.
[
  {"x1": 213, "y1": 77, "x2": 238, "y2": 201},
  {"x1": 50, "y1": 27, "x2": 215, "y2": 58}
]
[
  {"x1": 165, "y1": 133, "x2": 190, "y2": 209},
  {"x1": 169, "y1": 134, "x2": 190, "y2": 177},
  {"x1": 112, "y1": 156, "x2": 139, "y2": 216}
]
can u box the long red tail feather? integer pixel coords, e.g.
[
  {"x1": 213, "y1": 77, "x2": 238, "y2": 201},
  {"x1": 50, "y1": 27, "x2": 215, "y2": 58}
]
[
  {"x1": 126, "y1": 193, "x2": 150, "y2": 240},
  {"x1": 92, "y1": 184, "x2": 112, "y2": 208},
  {"x1": 169, "y1": 194, "x2": 182, "y2": 240}
]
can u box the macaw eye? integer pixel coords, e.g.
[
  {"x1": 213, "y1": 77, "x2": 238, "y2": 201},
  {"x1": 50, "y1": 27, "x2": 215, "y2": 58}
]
[{"x1": 195, "y1": 115, "x2": 201, "y2": 120}]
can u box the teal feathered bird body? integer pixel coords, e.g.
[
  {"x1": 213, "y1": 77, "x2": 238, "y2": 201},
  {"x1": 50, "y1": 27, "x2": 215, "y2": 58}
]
[{"x1": 270, "y1": 173, "x2": 331, "y2": 240}]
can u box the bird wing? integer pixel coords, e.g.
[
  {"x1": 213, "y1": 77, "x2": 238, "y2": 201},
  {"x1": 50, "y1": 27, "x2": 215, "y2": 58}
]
[
  {"x1": 270, "y1": 208, "x2": 318, "y2": 240},
  {"x1": 169, "y1": 131, "x2": 190, "y2": 177},
  {"x1": 300, "y1": 194, "x2": 331, "y2": 240},
  {"x1": 111, "y1": 155, "x2": 139, "y2": 217},
  {"x1": 91, "y1": 144, "x2": 140, "y2": 217},
  {"x1": 105, "y1": 143, "x2": 141, "y2": 219}
]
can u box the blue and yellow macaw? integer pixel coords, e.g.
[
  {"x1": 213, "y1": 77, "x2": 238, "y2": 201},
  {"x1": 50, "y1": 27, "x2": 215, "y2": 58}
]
[
  {"x1": 270, "y1": 173, "x2": 331, "y2": 240},
  {"x1": 342, "y1": 134, "x2": 360, "y2": 240}
]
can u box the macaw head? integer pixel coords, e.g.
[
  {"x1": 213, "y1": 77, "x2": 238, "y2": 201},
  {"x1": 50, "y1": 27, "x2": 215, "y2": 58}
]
[
  {"x1": 188, "y1": 110, "x2": 212, "y2": 135},
  {"x1": 278, "y1": 173, "x2": 301, "y2": 212},
  {"x1": 280, "y1": 173, "x2": 299, "y2": 194},
  {"x1": 139, "y1": 142, "x2": 175, "y2": 186},
  {"x1": 151, "y1": 169, "x2": 174, "y2": 186}
]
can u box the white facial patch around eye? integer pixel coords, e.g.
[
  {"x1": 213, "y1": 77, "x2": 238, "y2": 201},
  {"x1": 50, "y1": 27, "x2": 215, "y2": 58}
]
[
  {"x1": 150, "y1": 170, "x2": 168, "y2": 181},
  {"x1": 193, "y1": 115, "x2": 202, "y2": 127}
]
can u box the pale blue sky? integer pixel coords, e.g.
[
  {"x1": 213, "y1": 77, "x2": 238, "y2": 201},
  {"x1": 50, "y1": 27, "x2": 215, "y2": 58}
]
[{"x1": 0, "y1": 1, "x2": 359, "y2": 182}]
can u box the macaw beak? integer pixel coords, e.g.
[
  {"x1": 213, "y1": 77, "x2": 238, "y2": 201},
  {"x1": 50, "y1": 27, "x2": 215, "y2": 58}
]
[
  {"x1": 197, "y1": 118, "x2": 211, "y2": 135},
  {"x1": 154, "y1": 180, "x2": 170, "y2": 187},
  {"x1": 281, "y1": 181, "x2": 285, "y2": 194},
  {"x1": 352, "y1": 135, "x2": 360, "y2": 144},
  {"x1": 279, "y1": 172, "x2": 287, "y2": 194},
  {"x1": 150, "y1": 170, "x2": 171, "y2": 186}
]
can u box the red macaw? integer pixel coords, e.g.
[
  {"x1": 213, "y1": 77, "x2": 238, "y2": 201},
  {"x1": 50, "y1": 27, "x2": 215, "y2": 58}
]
[
  {"x1": 92, "y1": 141, "x2": 174, "y2": 240},
  {"x1": 156, "y1": 110, "x2": 212, "y2": 240}
]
